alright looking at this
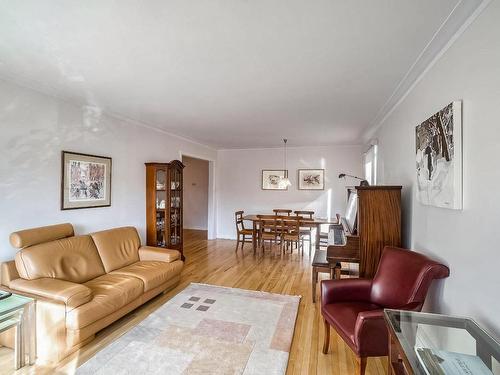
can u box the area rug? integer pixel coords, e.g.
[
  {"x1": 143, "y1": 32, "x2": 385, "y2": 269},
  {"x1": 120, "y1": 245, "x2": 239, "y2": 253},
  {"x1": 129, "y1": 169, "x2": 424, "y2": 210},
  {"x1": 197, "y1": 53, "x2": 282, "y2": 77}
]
[{"x1": 77, "y1": 283, "x2": 301, "y2": 374}]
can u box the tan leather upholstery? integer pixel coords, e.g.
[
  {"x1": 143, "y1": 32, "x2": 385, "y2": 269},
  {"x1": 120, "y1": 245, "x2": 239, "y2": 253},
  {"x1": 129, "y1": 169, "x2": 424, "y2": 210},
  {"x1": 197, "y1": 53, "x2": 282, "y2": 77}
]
[
  {"x1": 138, "y1": 246, "x2": 180, "y2": 262},
  {"x1": 1, "y1": 224, "x2": 184, "y2": 364},
  {"x1": 9, "y1": 223, "x2": 74, "y2": 249},
  {"x1": 15, "y1": 235, "x2": 106, "y2": 283},
  {"x1": 66, "y1": 276, "x2": 181, "y2": 346},
  {"x1": 91, "y1": 227, "x2": 140, "y2": 272},
  {"x1": 67, "y1": 274, "x2": 143, "y2": 330},
  {"x1": 112, "y1": 259, "x2": 184, "y2": 292},
  {"x1": 9, "y1": 278, "x2": 92, "y2": 310},
  {"x1": 1, "y1": 261, "x2": 19, "y2": 287}
]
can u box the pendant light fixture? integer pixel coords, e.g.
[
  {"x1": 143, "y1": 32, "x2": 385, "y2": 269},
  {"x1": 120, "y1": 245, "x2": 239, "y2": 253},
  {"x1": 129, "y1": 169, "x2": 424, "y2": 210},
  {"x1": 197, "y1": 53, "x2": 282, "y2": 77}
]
[{"x1": 279, "y1": 138, "x2": 292, "y2": 188}]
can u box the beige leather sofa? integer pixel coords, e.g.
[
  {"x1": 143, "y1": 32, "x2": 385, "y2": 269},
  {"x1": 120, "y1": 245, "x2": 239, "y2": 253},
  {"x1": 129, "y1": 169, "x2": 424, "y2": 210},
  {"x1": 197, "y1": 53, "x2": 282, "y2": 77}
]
[{"x1": 0, "y1": 223, "x2": 184, "y2": 364}]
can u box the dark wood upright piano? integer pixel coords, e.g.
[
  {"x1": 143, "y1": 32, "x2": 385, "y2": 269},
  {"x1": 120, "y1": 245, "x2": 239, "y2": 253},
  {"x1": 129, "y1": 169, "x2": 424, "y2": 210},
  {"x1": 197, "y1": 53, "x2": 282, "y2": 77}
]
[{"x1": 327, "y1": 186, "x2": 402, "y2": 278}]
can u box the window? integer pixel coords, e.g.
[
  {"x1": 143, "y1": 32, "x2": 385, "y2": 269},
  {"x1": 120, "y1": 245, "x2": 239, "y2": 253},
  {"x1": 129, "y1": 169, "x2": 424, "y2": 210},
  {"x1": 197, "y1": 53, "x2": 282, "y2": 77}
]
[{"x1": 363, "y1": 144, "x2": 378, "y2": 185}]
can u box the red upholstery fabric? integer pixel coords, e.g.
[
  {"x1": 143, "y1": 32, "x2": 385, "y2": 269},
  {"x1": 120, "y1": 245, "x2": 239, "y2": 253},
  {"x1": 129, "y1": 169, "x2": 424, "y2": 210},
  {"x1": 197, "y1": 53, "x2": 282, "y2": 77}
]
[
  {"x1": 322, "y1": 302, "x2": 381, "y2": 353},
  {"x1": 370, "y1": 247, "x2": 450, "y2": 308},
  {"x1": 321, "y1": 246, "x2": 449, "y2": 358}
]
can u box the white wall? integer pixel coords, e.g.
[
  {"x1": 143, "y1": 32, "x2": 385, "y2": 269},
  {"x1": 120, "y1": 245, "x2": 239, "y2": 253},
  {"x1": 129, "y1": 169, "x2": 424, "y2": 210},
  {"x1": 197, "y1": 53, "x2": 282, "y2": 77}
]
[
  {"x1": 182, "y1": 156, "x2": 209, "y2": 230},
  {"x1": 216, "y1": 145, "x2": 363, "y2": 238},
  {"x1": 374, "y1": 1, "x2": 500, "y2": 338},
  {"x1": 0, "y1": 79, "x2": 217, "y2": 262}
]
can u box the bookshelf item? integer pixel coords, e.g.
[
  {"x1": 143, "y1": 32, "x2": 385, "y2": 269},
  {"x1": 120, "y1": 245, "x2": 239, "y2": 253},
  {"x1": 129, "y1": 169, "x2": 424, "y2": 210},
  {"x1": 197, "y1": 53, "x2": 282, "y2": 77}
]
[{"x1": 145, "y1": 160, "x2": 185, "y2": 259}]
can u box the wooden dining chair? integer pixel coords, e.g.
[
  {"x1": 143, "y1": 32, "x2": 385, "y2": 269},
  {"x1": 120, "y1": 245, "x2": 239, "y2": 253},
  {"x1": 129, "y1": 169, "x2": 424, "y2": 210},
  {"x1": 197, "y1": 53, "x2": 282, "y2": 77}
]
[
  {"x1": 257, "y1": 215, "x2": 282, "y2": 253},
  {"x1": 235, "y1": 211, "x2": 253, "y2": 252},
  {"x1": 281, "y1": 216, "x2": 304, "y2": 255},
  {"x1": 273, "y1": 209, "x2": 292, "y2": 216},
  {"x1": 294, "y1": 210, "x2": 314, "y2": 253}
]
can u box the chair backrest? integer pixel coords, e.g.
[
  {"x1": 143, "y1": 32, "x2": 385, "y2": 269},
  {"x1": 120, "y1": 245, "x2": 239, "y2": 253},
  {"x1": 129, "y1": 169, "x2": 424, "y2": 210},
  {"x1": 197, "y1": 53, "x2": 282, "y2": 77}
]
[
  {"x1": 235, "y1": 211, "x2": 245, "y2": 231},
  {"x1": 283, "y1": 216, "x2": 301, "y2": 235},
  {"x1": 370, "y1": 246, "x2": 450, "y2": 309},
  {"x1": 294, "y1": 210, "x2": 314, "y2": 219},
  {"x1": 257, "y1": 215, "x2": 281, "y2": 234},
  {"x1": 273, "y1": 209, "x2": 292, "y2": 216}
]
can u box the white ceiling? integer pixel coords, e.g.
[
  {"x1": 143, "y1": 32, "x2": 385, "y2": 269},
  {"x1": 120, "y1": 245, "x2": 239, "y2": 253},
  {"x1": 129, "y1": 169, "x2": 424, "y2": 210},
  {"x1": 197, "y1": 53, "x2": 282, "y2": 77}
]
[{"x1": 0, "y1": 0, "x2": 481, "y2": 149}]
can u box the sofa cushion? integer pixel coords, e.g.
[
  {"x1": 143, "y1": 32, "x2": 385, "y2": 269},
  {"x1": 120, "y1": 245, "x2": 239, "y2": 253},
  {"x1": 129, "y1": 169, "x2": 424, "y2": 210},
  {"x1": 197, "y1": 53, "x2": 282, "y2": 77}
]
[
  {"x1": 66, "y1": 274, "x2": 143, "y2": 330},
  {"x1": 90, "y1": 227, "x2": 140, "y2": 273},
  {"x1": 15, "y1": 235, "x2": 106, "y2": 283},
  {"x1": 111, "y1": 260, "x2": 184, "y2": 292},
  {"x1": 322, "y1": 302, "x2": 380, "y2": 349}
]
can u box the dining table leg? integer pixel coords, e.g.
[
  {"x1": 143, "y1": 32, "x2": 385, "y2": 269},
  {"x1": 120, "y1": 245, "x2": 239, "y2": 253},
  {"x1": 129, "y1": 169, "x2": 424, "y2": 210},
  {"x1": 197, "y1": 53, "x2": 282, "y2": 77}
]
[
  {"x1": 252, "y1": 221, "x2": 257, "y2": 254},
  {"x1": 315, "y1": 223, "x2": 321, "y2": 251}
]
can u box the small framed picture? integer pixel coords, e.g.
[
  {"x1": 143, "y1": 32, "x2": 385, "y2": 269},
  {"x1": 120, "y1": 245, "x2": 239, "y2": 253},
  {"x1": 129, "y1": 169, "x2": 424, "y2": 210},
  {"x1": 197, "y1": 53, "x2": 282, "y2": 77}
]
[
  {"x1": 262, "y1": 170, "x2": 288, "y2": 190},
  {"x1": 298, "y1": 169, "x2": 324, "y2": 190},
  {"x1": 61, "y1": 151, "x2": 112, "y2": 210}
]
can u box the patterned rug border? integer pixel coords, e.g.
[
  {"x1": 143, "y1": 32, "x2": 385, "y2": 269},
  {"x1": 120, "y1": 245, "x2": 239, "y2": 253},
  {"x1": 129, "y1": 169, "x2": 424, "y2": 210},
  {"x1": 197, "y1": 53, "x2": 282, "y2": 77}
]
[{"x1": 188, "y1": 282, "x2": 303, "y2": 301}]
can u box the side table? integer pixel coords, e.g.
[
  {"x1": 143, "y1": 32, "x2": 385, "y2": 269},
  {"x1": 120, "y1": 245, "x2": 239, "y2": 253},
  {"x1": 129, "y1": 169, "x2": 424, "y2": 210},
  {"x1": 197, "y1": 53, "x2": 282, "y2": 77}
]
[
  {"x1": 384, "y1": 309, "x2": 500, "y2": 375},
  {"x1": 0, "y1": 293, "x2": 36, "y2": 369}
]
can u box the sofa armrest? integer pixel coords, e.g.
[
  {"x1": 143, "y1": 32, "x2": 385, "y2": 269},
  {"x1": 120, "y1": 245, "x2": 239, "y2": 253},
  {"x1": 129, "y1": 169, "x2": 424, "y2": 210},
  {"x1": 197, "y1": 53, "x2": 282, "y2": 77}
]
[
  {"x1": 9, "y1": 278, "x2": 92, "y2": 310},
  {"x1": 321, "y1": 278, "x2": 372, "y2": 307},
  {"x1": 138, "y1": 246, "x2": 180, "y2": 263},
  {"x1": 1, "y1": 261, "x2": 19, "y2": 288}
]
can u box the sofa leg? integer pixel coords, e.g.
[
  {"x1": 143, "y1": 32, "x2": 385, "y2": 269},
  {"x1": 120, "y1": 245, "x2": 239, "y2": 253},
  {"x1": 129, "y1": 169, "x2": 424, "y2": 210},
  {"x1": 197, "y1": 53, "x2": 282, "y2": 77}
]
[
  {"x1": 322, "y1": 319, "x2": 330, "y2": 354},
  {"x1": 357, "y1": 356, "x2": 367, "y2": 375}
]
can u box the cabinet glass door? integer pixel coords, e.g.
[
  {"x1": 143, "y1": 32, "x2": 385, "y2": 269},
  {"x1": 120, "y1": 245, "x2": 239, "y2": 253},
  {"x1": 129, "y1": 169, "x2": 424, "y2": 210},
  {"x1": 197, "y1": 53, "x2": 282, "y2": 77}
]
[
  {"x1": 156, "y1": 169, "x2": 166, "y2": 247},
  {"x1": 169, "y1": 167, "x2": 181, "y2": 246}
]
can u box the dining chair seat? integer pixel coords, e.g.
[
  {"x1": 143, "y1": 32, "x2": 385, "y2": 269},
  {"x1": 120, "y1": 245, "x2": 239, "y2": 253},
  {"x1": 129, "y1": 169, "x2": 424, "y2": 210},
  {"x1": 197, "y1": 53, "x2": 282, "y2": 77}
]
[{"x1": 261, "y1": 232, "x2": 279, "y2": 239}]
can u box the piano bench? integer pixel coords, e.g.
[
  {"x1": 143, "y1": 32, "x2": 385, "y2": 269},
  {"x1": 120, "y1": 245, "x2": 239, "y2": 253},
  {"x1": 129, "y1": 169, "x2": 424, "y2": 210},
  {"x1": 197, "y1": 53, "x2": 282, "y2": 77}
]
[{"x1": 312, "y1": 250, "x2": 342, "y2": 303}]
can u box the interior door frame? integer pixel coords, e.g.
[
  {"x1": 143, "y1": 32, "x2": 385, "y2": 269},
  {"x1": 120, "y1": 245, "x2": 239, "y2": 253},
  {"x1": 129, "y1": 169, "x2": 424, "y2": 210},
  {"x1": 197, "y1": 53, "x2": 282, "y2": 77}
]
[{"x1": 179, "y1": 151, "x2": 217, "y2": 240}]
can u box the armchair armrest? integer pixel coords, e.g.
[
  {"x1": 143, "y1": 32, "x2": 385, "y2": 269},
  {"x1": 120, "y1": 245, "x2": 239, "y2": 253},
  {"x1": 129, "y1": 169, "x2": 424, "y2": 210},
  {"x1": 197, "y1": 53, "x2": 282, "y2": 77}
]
[
  {"x1": 354, "y1": 309, "x2": 388, "y2": 356},
  {"x1": 9, "y1": 278, "x2": 92, "y2": 310},
  {"x1": 321, "y1": 278, "x2": 372, "y2": 306},
  {"x1": 138, "y1": 246, "x2": 180, "y2": 263}
]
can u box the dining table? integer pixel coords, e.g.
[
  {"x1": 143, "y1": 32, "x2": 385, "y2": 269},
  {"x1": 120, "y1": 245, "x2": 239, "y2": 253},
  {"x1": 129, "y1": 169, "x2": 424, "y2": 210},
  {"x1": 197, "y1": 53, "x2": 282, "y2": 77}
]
[{"x1": 242, "y1": 214, "x2": 338, "y2": 253}]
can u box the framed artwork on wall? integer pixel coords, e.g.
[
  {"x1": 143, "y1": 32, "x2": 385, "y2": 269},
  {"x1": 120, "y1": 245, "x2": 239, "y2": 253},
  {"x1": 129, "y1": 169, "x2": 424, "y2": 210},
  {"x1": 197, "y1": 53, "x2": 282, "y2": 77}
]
[
  {"x1": 298, "y1": 169, "x2": 324, "y2": 190},
  {"x1": 415, "y1": 101, "x2": 462, "y2": 209},
  {"x1": 61, "y1": 151, "x2": 112, "y2": 210},
  {"x1": 262, "y1": 170, "x2": 288, "y2": 190}
]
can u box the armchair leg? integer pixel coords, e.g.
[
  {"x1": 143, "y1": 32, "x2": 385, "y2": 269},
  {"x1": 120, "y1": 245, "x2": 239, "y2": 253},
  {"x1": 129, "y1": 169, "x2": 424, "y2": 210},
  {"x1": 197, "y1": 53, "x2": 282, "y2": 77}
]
[
  {"x1": 357, "y1": 356, "x2": 367, "y2": 375},
  {"x1": 322, "y1": 319, "x2": 330, "y2": 354}
]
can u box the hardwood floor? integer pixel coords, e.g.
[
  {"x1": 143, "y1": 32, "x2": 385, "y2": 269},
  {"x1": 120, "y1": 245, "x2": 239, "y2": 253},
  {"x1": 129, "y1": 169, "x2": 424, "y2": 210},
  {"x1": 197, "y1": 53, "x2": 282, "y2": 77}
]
[{"x1": 0, "y1": 230, "x2": 387, "y2": 375}]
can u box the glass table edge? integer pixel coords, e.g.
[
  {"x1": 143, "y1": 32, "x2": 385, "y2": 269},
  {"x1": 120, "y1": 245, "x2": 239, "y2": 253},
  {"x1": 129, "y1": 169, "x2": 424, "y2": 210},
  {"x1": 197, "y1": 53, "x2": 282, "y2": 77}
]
[
  {"x1": 384, "y1": 308, "x2": 500, "y2": 365},
  {"x1": 0, "y1": 292, "x2": 34, "y2": 317}
]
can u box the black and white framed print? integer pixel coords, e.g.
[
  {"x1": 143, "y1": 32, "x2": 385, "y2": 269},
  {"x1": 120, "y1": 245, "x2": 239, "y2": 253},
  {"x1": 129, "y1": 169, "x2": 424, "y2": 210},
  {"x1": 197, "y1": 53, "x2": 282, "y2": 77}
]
[
  {"x1": 415, "y1": 101, "x2": 462, "y2": 209},
  {"x1": 262, "y1": 170, "x2": 288, "y2": 190},
  {"x1": 298, "y1": 169, "x2": 324, "y2": 190},
  {"x1": 61, "y1": 151, "x2": 112, "y2": 210}
]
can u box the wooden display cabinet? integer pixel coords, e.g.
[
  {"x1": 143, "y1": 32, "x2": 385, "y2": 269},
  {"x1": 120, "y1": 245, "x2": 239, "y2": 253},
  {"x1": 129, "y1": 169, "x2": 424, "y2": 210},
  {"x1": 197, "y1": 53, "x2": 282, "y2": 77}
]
[{"x1": 145, "y1": 160, "x2": 185, "y2": 259}]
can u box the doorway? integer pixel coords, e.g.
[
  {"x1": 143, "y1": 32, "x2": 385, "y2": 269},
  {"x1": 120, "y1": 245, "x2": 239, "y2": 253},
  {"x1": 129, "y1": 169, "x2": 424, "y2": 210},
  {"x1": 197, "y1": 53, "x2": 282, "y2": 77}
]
[{"x1": 182, "y1": 155, "x2": 209, "y2": 239}]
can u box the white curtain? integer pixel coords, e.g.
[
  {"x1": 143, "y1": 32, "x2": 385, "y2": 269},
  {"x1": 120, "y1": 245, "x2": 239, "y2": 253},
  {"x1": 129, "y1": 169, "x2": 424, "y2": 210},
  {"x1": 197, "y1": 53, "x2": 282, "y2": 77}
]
[{"x1": 363, "y1": 144, "x2": 378, "y2": 185}]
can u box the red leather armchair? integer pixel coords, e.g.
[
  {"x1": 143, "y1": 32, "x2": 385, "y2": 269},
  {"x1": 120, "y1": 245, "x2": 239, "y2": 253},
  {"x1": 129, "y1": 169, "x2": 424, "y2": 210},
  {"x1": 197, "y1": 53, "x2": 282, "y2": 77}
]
[{"x1": 321, "y1": 246, "x2": 449, "y2": 374}]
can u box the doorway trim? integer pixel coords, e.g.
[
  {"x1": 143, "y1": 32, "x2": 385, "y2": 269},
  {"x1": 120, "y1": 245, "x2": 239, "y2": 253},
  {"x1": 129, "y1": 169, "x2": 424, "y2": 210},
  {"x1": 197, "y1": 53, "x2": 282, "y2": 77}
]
[{"x1": 179, "y1": 151, "x2": 216, "y2": 240}]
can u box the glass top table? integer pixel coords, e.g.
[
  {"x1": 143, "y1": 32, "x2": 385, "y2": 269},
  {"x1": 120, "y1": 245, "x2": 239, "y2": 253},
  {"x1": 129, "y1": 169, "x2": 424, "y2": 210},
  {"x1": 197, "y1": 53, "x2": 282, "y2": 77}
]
[
  {"x1": 0, "y1": 293, "x2": 32, "y2": 314},
  {"x1": 0, "y1": 292, "x2": 36, "y2": 369},
  {"x1": 384, "y1": 309, "x2": 500, "y2": 375}
]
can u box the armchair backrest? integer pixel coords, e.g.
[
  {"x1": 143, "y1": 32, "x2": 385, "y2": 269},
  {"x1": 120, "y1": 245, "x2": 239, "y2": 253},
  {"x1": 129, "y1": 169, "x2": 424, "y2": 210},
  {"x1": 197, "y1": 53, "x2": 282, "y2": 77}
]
[{"x1": 370, "y1": 246, "x2": 449, "y2": 309}]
